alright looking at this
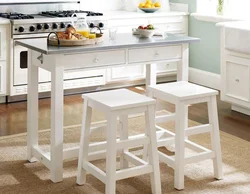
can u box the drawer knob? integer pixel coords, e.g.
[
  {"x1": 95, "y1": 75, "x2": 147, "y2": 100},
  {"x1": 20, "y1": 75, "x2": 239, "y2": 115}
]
[
  {"x1": 155, "y1": 52, "x2": 160, "y2": 57},
  {"x1": 235, "y1": 79, "x2": 240, "y2": 82},
  {"x1": 93, "y1": 58, "x2": 99, "y2": 63}
]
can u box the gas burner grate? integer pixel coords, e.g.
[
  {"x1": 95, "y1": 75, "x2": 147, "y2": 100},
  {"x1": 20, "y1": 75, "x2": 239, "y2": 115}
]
[
  {"x1": 0, "y1": 12, "x2": 34, "y2": 19},
  {"x1": 40, "y1": 10, "x2": 103, "y2": 17}
]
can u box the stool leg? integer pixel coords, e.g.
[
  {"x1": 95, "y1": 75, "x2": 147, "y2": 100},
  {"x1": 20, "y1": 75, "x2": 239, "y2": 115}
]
[
  {"x1": 142, "y1": 89, "x2": 154, "y2": 162},
  {"x1": 77, "y1": 100, "x2": 92, "y2": 185},
  {"x1": 145, "y1": 104, "x2": 162, "y2": 194},
  {"x1": 174, "y1": 102, "x2": 187, "y2": 190},
  {"x1": 106, "y1": 113, "x2": 118, "y2": 194},
  {"x1": 208, "y1": 96, "x2": 223, "y2": 180},
  {"x1": 120, "y1": 115, "x2": 129, "y2": 169}
]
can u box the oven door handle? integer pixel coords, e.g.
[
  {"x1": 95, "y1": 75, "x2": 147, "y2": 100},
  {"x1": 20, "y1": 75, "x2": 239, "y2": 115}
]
[{"x1": 37, "y1": 54, "x2": 43, "y2": 64}]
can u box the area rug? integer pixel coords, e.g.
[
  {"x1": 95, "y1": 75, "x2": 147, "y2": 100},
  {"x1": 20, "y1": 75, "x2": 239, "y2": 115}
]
[{"x1": 0, "y1": 113, "x2": 250, "y2": 194}]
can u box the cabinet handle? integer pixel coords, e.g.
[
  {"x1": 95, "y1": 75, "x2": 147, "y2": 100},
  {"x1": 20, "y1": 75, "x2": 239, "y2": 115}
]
[
  {"x1": 235, "y1": 79, "x2": 240, "y2": 82},
  {"x1": 93, "y1": 58, "x2": 99, "y2": 63}
]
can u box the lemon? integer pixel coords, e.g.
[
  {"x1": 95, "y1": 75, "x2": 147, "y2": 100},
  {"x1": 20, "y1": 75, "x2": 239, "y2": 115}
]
[
  {"x1": 146, "y1": 0, "x2": 152, "y2": 4},
  {"x1": 151, "y1": 5, "x2": 155, "y2": 8},
  {"x1": 139, "y1": 2, "x2": 145, "y2": 8},
  {"x1": 144, "y1": 4, "x2": 152, "y2": 8},
  {"x1": 154, "y1": 2, "x2": 161, "y2": 7}
]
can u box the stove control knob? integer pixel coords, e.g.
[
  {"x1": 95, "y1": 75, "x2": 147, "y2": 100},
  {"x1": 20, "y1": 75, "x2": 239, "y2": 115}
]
[
  {"x1": 18, "y1": 26, "x2": 24, "y2": 33},
  {"x1": 60, "y1": 23, "x2": 66, "y2": 28},
  {"x1": 29, "y1": 25, "x2": 35, "y2": 32},
  {"x1": 52, "y1": 23, "x2": 58, "y2": 29},
  {"x1": 44, "y1": 23, "x2": 50, "y2": 30},
  {"x1": 99, "y1": 22, "x2": 104, "y2": 28},
  {"x1": 37, "y1": 24, "x2": 42, "y2": 30},
  {"x1": 89, "y1": 23, "x2": 95, "y2": 28},
  {"x1": 67, "y1": 24, "x2": 72, "y2": 28}
]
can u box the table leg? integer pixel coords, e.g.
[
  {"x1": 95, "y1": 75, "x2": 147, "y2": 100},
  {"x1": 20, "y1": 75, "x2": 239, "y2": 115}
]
[
  {"x1": 50, "y1": 65, "x2": 64, "y2": 183},
  {"x1": 145, "y1": 63, "x2": 156, "y2": 95},
  {"x1": 27, "y1": 49, "x2": 38, "y2": 163},
  {"x1": 177, "y1": 43, "x2": 189, "y2": 81}
]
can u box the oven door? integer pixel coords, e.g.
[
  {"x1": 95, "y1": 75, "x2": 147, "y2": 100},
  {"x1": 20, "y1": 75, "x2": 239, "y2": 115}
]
[{"x1": 13, "y1": 42, "x2": 50, "y2": 86}]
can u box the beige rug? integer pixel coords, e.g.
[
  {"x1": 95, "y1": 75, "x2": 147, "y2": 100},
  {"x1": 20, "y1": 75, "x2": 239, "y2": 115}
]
[{"x1": 0, "y1": 113, "x2": 250, "y2": 194}]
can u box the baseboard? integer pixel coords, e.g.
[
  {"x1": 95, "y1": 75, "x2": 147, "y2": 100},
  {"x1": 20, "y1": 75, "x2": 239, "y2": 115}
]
[{"x1": 189, "y1": 67, "x2": 221, "y2": 90}]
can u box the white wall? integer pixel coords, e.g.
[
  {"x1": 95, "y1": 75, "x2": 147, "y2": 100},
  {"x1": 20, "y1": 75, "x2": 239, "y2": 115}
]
[
  {"x1": 196, "y1": 0, "x2": 217, "y2": 15},
  {"x1": 80, "y1": 0, "x2": 123, "y2": 11},
  {"x1": 0, "y1": 0, "x2": 124, "y2": 12}
]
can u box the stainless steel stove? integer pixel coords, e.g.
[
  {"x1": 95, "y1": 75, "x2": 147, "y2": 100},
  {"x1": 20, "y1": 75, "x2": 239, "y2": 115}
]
[
  {"x1": 0, "y1": 1, "x2": 107, "y2": 97},
  {"x1": 0, "y1": 10, "x2": 107, "y2": 38}
]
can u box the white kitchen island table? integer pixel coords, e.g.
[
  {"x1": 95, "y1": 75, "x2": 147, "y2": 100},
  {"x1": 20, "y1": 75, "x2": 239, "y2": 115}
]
[{"x1": 16, "y1": 33, "x2": 199, "y2": 183}]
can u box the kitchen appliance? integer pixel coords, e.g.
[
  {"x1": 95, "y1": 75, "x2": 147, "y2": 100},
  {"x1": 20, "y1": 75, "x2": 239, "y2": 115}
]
[{"x1": 0, "y1": 1, "x2": 108, "y2": 96}]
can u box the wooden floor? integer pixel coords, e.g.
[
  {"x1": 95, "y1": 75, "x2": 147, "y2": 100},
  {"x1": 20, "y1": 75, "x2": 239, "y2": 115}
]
[{"x1": 0, "y1": 86, "x2": 250, "y2": 141}]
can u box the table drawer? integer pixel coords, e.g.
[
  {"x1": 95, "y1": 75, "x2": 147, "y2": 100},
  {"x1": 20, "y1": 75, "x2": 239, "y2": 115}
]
[
  {"x1": 128, "y1": 45, "x2": 181, "y2": 64},
  {"x1": 63, "y1": 50, "x2": 126, "y2": 69}
]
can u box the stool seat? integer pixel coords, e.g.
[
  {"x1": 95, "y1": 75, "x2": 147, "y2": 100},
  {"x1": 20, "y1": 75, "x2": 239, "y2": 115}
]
[
  {"x1": 82, "y1": 88, "x2": 155, "y2": 111},
  {"x1": 149, "y1": 81, "x2": 218, "y2": 102}
]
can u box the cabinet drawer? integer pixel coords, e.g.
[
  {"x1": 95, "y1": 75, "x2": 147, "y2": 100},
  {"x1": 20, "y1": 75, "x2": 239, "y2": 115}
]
[
  {"x1": 128, "y1": 45, "x2": 181, "y2": 64},
  {"x1": 225, "y1": 61, "x2": 250, "y2": 102},
  {"x1": 148, "y1": 16, "x2": 185, "y2": 24},
  {"x1": 156, "y1": 62, "x2": 177, "y2": 75},
  {"x1": 154, "y1": 23, "x2": 185, "y2": 34},
  {"x1": 107, "y1": 65, "x2": 145, "y2": 82},
  {"x1": 64, "y1": 50, "x2": 126, "y2": 69},
  {"x1": 109, "y1": 18, "x2": 148, "y2": 27},
  {"x1": 0, "y1": 27, "x2": 7, "y2": 61}
]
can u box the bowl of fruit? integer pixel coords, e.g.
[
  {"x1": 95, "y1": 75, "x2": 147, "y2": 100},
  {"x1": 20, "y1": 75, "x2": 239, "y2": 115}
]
[
  {"x1": 137, "y1": 24, "x2": 155, "y2": 38},
  {"x1": 138, "y1": 0, "x2": 161, "y2": 13}
]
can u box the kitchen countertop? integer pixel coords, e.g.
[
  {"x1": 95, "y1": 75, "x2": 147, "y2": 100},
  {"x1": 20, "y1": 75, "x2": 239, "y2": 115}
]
[
  {"x1": 104, "y1": 10, "x2": 189, "y2": 19},
  {"x1": 0, "y1": 10, "x2": 187, "y2": 26},
  {"x1": 0, "y1": 18, "x2": 10, "y2": 24},
  {"x1": 15, "y1": 33, "x2": 199, "y2": 55}
]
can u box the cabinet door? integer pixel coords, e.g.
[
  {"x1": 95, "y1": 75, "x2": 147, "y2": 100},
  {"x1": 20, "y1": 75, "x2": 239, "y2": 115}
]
[
  {"x1": 222, "y1": 55, "x2": 250, "y2": 107},
  {"x1": 0, "y1": 61, "x2": 6, "y2": 95},
  {"x1": 0, "y1": 27, "x2": 6, "y2": 61},
  {"x1": 106, "y1": 65, "x2": 145, "y2": 82},
  {"x1": 225, "y1": 61, "x2": 250, "y2": 102}
]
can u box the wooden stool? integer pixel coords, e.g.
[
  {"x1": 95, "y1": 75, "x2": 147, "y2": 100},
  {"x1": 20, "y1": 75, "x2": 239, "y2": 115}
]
[
  {"x1": 77, "y1": 89, "x2": 162, "y2": 194},
  {"x1": 147, "y1": 81, "x2": 223, "y2": 190}
]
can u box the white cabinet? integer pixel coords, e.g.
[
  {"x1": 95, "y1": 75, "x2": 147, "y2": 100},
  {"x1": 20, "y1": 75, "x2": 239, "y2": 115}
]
[
  {"x1": 220, "y1": 23, "x2": 250, "y2": 115},
  {"x1": 0, "y1": 61, "x2": 6, "y2": 94},
  {"x1": 106, "y1": 14, "x2": 188, "y2": 82},
  {"x1": 0, "y1": 25, "x2": 8, "y2": 95}
]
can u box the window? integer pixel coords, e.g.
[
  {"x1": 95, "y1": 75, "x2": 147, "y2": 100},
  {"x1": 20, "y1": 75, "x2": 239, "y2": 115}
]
[{"x1": 197, "y1": 0, "x2": 250, "y2": 19}]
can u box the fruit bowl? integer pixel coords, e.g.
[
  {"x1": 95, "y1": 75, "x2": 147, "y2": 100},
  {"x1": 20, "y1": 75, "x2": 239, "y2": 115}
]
[
  {"x1": 139, "y1": 7, "x2": 160, "y2": 13},
  {"x1": 138, "y1": 29, "x2": 155, "y2": 38}
]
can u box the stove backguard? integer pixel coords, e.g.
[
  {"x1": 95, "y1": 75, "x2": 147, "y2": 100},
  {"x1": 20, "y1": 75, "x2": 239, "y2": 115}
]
[{"x1": 0, "y1": 1, "x2": 80, "y2": 15}]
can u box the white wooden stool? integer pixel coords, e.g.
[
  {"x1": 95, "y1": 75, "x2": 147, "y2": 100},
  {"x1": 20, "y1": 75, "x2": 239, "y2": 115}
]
[
  {"x1": 147, "y1": 81, "x2": 223, "y2": 190},
  {"x1": 76, "y1": 89, "x2": 162, "y2": 194}
]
